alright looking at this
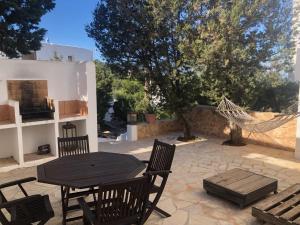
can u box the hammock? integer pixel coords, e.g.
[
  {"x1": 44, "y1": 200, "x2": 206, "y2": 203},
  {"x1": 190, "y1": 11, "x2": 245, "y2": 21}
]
[{"x1": 216, "y1": 97, "x2": 300, "y2": 133}]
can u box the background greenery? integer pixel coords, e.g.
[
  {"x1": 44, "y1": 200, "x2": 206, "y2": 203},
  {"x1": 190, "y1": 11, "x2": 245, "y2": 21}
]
[{"x1": 92, "y1": 0, "x2": 299, "y2": 138}]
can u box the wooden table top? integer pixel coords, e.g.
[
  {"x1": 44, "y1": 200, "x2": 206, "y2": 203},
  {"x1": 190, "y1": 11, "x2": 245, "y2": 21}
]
[
  {"x1": 204, "y1": 168, "x2": 277, "y2": 195},
  {"x1": 37, "y1": 152, "x2": 146, "y2": 188}
]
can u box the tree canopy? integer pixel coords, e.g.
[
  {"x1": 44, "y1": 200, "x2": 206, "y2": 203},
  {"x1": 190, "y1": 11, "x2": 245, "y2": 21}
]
[
  {"x1": 0, "y1": 0, "x2": 55, "y2": 58},
  {"x1": 87, "y1": 0, "x2": 297, "y2": 139},
  {"x1": 182, "y1": 0, "x2": 295, "y2": 107},
  {"x1": 87, "y1": 0, "x2": 200, "y2": 139}
]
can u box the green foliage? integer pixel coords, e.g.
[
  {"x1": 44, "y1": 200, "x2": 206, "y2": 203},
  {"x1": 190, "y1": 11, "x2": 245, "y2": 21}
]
[
  {"x1": 182, "y1": 0, "x2": 296, "y2": 108},
  {"x1": 0, "y1": 0, "x2": 55, "y2": 58},
  {"x1": 95, "y1": 61, "x2": 113, "y2": 125},
  {"x1": 155, "y1": 108, "x2": 175, "y2": 120},
  {"x1": 87, "y1": 0, "x2": 201, "y2": 138},
  {"x1": 251, "y1": 73, "x2": 299, "y2": 112},
  {"x1": 88, "y1": 0, "x2": 297, "y2": 138},
  {"x1": 112, "y1": 79, "x2": 146, "y2": 121}
]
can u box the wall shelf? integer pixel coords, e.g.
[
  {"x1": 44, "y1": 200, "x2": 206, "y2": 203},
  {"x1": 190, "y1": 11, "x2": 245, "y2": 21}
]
[
  {"x1": 59, "y1": 115, "x2": 87, "y2": 123},
  {"x1": 24, "y1": 153, "x2": 56, "y2": 164},
  {"x1": 21, "y1": 119, "x2": 55, "y2": 127},
  {"x1": 0, "y1": 122, "x2": 17, "y2": 130},
  {"x1": 0, "y1": 99, "x2": 89, "y2": 171}
]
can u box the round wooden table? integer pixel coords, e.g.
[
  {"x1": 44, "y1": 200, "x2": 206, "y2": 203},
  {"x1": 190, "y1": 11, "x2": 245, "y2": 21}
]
[{"x1": 37, "y1": 152, "x2": 146, "y2": 188}]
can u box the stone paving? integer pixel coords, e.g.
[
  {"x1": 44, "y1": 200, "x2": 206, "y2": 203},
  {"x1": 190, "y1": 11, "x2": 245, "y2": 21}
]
[{"x1": 1, "y1": 133, "x2": 300, "y2": 225}]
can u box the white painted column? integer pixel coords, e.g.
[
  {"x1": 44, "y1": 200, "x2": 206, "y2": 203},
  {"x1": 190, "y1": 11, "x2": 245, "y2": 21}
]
[
  {"x1": 11, "y1": 100, "x2": 24, "y2": 164},
  {"x1": 53, "y1": 100, "x2": 59, "y2": 157},
  {"x1": 127, "y1": 125, "x2": 138, "y2": 141},
  {"x1": 85, "y1": 62, "x2": 98, "y2": 152}
]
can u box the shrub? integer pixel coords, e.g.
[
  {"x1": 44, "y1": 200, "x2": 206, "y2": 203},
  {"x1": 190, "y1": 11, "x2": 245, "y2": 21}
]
[
  {"x1": 112, "y1": 79, "x2": 147, "y2": 122},
  {"x1": 95, "y1": 61, "x2": 113, "y2": 125}
]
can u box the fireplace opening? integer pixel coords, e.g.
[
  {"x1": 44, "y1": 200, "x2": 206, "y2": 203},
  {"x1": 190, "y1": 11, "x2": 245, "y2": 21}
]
[{"x1": 7, "y1": 80, "x2": 55, "y2": 122}]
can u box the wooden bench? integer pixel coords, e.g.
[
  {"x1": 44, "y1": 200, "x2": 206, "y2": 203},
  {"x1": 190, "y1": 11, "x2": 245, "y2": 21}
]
[
  {"x1": 203, "y1": 168, "x2": 278, "y2": 208},
  {"x1": 252, "y1": 184, "x2": 300, "y2": 225}
]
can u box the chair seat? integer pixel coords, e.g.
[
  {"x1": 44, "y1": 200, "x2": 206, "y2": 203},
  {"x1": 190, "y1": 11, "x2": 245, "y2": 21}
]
[{"x1": 11, "y1": 195, "x2": 54, "y2": 224}]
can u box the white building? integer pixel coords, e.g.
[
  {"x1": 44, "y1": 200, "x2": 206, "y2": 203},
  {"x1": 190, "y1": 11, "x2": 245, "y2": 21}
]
[
  {"x1": 0, "y1": 59, "x2": 97, "y2": 171},
  {"x1": 23, "y1": 43, "x2": 93, "y2": 62}
]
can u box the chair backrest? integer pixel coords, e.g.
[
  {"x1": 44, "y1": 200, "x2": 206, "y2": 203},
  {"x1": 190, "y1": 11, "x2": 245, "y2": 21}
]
[
  {"x1": 57, "y1": 135, "x2": 90, "y2": 157},
  {"x1": 95, "y1": 176, "x2": 151, "y2": 225},
  {"x1": 147, "y1": 139, "x2": 176, "y2": 172}
]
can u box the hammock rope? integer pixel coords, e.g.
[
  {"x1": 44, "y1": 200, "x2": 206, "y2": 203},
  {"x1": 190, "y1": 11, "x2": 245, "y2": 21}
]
[{"x1": 216, "y1": 97, "x2": 300, "y2": 133}]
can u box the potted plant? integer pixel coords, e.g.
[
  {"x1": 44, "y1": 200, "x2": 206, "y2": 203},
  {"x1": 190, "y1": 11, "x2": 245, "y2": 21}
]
[{"x1": 145, "y1": 104, "x2": 156, "y2": 124}]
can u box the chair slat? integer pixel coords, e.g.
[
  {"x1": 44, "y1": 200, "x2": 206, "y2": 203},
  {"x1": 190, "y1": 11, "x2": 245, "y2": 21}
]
[
  {"x1": 57, "y1": 135, "x2": 90, "y2": 158},
  {"x1": 93, "y1": 177, "x2": 150, "y2": 224}
]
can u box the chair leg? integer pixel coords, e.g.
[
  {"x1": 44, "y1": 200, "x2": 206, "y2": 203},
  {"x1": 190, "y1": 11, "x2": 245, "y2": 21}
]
[
  {"x1": 154, "y1": 206, "x2": 171, "y2": 217},
  {"x1": 144, "y1": 189, "x2": 170, "y2": 221},
  {"x1": 83, "y1": 215, "x2": 91, "y2": 225},
  {"x1": 90, "y1": 187, "x2": 97, "y2": 203},
  {"x1": 61, "y1": 186, "x2": 69, "y2": 225}
]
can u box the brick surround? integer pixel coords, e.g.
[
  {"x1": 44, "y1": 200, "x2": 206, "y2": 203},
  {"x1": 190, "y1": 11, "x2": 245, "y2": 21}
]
[
  {"x1": 7, "y1": 80, "x2": 48, "y2": 108},
  {"x1": 59, "y1": 100, "x2": 88, "y2": 119}
]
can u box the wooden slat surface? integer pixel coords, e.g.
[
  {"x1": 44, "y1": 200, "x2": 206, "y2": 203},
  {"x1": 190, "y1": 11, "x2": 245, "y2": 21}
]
[
  {"x1": 268, "y1": 194, "x2": 300, "y2": 215},
  {"x1": 206, "y1": 168, "x2": 276, "y2": 195},
  {"x1": 255, "y1": 184, "x2": 300, "y2": 211},
  {"x1": 280, "y1": 204, "x2": 300, "y2": 220},
  {"x1": 252, "y1": 184, "x2": 300, "y2": 225},
  {"x1": 238, "y1": 177, "x2": 275, "y2": 194},
  {"x1": 292, "y1": 216, "x2": 300, "y2": 224},
  {"x1": 225, "y1": 175, "x2": 263, "y2": 190},
  {"x1": 206, "y1": 168, "x2": 251, "y2": 184},
  {"x1": 218, "y1": 172, "x2": 254, "y2": 187},
  {"x1": 204, "y1": 168, "x2": 277, "y2": 208}
]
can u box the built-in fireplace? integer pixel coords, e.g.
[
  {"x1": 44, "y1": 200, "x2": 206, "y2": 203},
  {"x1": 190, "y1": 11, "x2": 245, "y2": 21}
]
[{"x1": 7, "y1": 80, "x2": 55, "y2": 122}]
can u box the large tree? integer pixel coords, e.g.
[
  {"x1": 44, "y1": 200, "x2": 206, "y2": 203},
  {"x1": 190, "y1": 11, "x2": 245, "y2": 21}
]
[
  {"x1": 0, "y1": 0, "x2": 55, "y2": 58},
  {"x1": 87, "y1": 0, "x2": 296, "y2": 142},
  {"x1": 183, "y1": 0, "x2": 295, "y2": 106},
  {"x1": 181, "y1": 0, "x2": 297, "y2": 144},
  {"x1": 87, "y1": 0, "x2": 200, "y2": 140}
]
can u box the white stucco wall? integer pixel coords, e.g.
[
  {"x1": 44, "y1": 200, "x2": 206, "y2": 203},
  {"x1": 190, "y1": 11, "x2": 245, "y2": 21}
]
[
  {"x1": 36, "y1": 43, "x2": 93, "y2": 62},
  {"x1": 0, "y1": 59, "x2": 98, "y2": 163},
  {"x1": 0, "y1": 60, "x2": 87, "y2": 103}
]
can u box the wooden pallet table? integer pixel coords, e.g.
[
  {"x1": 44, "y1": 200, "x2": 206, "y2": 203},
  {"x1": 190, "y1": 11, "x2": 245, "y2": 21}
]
[
  {"x1": 252, "y1": 184, "x2": 300, "y2": 225},
  {"x1": 203, "y1": 168, "x2": 278, "y2": 208}
]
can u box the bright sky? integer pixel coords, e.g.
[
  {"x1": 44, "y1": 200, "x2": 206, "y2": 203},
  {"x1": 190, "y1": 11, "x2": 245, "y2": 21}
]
[{"x1": 40, "y1": 0, "x2": 101, "y2": 59}]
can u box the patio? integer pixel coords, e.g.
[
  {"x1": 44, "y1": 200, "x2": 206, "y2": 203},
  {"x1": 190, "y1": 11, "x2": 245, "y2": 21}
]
[{"x1": 1, "y1": 133, "x2": 300, "y2": 225}]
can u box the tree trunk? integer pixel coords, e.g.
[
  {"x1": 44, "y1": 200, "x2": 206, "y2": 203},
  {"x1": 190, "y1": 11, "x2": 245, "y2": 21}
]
[
  {"x1": 228, "y1": 122, "x2": 244, "y2": 146},
  {"x1": 176, "y1": 112, "x2": 194, "y2": 141}
]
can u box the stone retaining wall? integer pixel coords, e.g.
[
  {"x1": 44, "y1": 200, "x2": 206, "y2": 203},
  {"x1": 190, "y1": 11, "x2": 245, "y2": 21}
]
[
  {"x1": 137, "y1": 119, "x2": 181, "y2": 139},
  {"x1": 137, "y1": 105, "x2": 297, "y2": 151}
]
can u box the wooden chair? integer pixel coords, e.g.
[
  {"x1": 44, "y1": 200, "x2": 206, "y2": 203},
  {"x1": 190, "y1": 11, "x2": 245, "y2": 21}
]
[
  {"x1": 57, "y1": 135, "x2": 90, "y2": 157},
  {"x1": 143, "y1": 139, "x2": 176, "y2": 220},
  {"x1": 0, "y1": 177, "x2": 54, "y2": 225},
  {"x1": 58, "y1": 135, "x2": 95, "y2": 224},
  {"x1": 77, "y1": 176, "x2": 151, "y2": 225}
]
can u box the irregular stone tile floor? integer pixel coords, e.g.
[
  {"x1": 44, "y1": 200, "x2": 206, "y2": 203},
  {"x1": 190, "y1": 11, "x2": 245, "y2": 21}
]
[{"x1": 1, "y1": 133, "x2": 300, "y2": 225}]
